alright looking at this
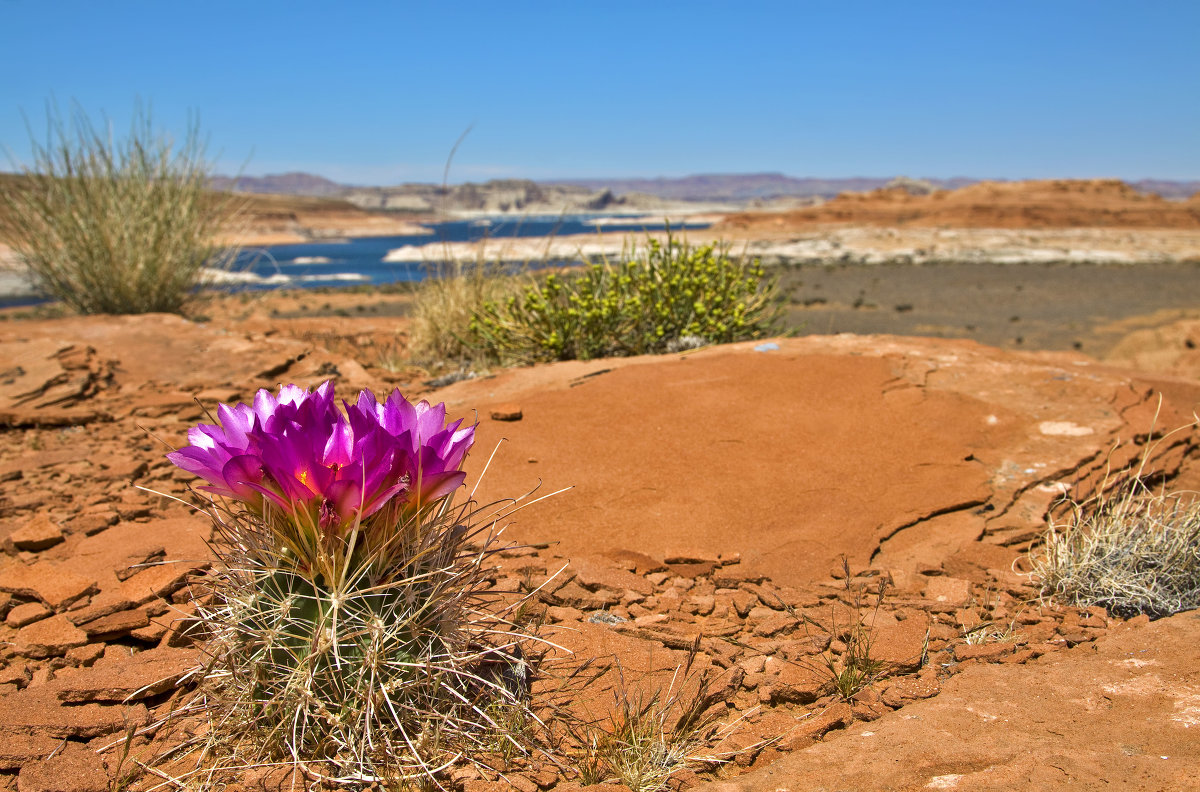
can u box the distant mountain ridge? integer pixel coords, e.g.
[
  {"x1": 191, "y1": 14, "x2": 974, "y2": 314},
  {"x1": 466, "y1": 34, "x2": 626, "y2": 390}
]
[
  {"x1": 206, "y1": 171, "x2": 1200, "y2": 202},
  {"x1": 209, "y1": 172, "x2": 348, "y2": 196},
  {"x1": 544, "y1": 173, "x2": 984, "y2": 201}
]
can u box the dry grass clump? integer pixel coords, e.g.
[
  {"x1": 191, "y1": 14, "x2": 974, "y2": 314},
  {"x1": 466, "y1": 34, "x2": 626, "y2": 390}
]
[
  {"x1": 1031, "y1": 466, "x2": 1200, "y2": 619},
  {"x1": 568, "y1": 647, "x2": 738, "y2": 792},
  {"x1": 801, "y1": 559, "x2": 889, "y2": 700},
  {"x1": 408, "y1": 258, "x2": 521, "y2": 367},
  {"x1": 1, "y1": 103, "x2": 238, "y2": 314}
]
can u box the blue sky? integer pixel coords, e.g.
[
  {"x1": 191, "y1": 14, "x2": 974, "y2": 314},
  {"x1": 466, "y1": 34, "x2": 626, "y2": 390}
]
[{"x1": 2, "y1": 1, "x2": 1197, "y2": 184}]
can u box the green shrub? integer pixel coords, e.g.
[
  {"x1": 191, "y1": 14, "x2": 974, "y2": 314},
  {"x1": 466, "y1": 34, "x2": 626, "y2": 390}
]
[
  {"x1": 467, "y1": 233, "x2": 782, "y2": 364},
  {"x1": 1, "y1": 103, "x2": 238, "y2": 314}
]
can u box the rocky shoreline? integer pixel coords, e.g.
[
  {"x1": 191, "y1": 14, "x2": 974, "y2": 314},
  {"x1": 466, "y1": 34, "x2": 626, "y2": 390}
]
[{"x1": 379, "y1": 225, "x2": 1200, "y2": 267}]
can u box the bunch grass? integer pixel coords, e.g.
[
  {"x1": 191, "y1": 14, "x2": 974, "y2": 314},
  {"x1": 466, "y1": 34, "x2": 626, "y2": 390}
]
[
  {"x1": 468, "y1": 231, "x2": 782, "y2": 364},
  {"x1": 1, "y1": 102, "x2": 238, "y2": 314},
  {"x1": 567, "y1": 643, "x2": 738, "y2": 792},
  {"x1": 1031, "y1": 467, "x2": 1200, "y2": 619},
  {"x1": 408, "y1": 256, "x2": 522, "y2": 367}
]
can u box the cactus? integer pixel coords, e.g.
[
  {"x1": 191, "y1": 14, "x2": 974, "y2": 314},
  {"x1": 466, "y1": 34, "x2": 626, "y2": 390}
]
[{"x1": 170, "y1": 382, "x2": 537, "y2": 785}]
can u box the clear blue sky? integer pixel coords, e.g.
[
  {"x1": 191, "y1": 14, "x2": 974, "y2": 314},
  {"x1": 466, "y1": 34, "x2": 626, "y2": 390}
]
[{"x1": 2, "y1": 1, "x2": 1197, "y2": 184}]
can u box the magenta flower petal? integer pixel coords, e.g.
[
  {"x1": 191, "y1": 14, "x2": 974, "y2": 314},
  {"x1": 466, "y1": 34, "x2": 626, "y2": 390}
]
[
  {"x1": 323, "y1": 415, "x2": 354, "y2": 468},
  {"x1": 221, "y1": 454, "x2": 266, "y2": 499},
  {"x1": 169, "y1": 381, "x2": 475, "y2": 532}
]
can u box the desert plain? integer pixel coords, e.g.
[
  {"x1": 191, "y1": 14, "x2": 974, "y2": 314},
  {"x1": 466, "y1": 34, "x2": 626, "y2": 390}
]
[{"x1": 1, "y1": 179, "x2": 1200, "y2": 791}]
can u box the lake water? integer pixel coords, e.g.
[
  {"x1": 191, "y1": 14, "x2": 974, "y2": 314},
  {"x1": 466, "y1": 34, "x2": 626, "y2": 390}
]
[
  {"x1": 0, "y1": 215, "x2": 710, "y2": 308},
  {"x1": 228, "y1": 214, "x2": 711, "y2": 291}
]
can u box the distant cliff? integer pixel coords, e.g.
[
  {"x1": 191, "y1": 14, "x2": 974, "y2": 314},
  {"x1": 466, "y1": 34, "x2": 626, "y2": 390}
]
[
  {"x1": 204, "y1": 172, "x2": 1200, "y2": 213},
  {"x1": 545, "y1": 173, "x2": 982, "y2": 201},
  {"x1": 338, "y1": 180, "x2": 648, "y2": 215}
]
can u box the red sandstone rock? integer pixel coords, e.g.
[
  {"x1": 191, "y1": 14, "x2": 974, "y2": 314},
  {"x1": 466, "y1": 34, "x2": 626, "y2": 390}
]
[
  {"x1": 923, "y1": 576, "x2": 972, "y2": 607},
  {"x1": 8, "y1": 514, "x2": 64, "y2": 552},
  {"x1": 53, "y1": 646, "x2": 195, "y2": 703},
  {"x1": 77, "y1": 608, "x2": 149, "y2": 641},
  {"x1": 953, "y1": 642, "x2": 1016, "y2": 663},
  {"x1": 0, "y1": 561, "x2": 97, "y2": 610},
  {"x1": 5, "y1": 601, "x2": 51, "y2": 628},
  {"x1": 14, "y1": 614, "x2": 88, "y2": 658},
  {"x1": 870, "y1": 610, "x2": 930, "y2": 674},
  {"x1": 879, "y1": 669, "x2": 941, "y2": 707},
  {"x1": 0, "y1": 734, "x2": 62, "y2": 772},
  {"x1": 2, "y1": 294, "x2": 1200, "y2": 790},
  {"x1": 488, "y1": 403, "x2": 523, "y2": 421},
  {"x1": 15, "y1": 742, "x2": 107, "y2": 792},
  {"x1": 0, "y1": 689, "x2": 147, "y2": 740},
  {"x1": 571, "y1": 555, "x2": 654, "y2": 597},
  {"x1": 773, "y1": 661, "x2": 828, "y2": 704},
  {"x1": 701, "y1": 612, "x2": 1200, "y2": 791}
]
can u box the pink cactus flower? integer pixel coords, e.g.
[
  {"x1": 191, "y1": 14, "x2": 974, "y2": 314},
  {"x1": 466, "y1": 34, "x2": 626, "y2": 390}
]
[{"x1": 168, "y1": 382, "x2": 475, "y2": 531}]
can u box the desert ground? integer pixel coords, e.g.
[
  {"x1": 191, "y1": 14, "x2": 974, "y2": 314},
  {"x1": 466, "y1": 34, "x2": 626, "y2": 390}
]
[{"x1": 1, "y1": 179, "x2": 1199, "y2": 791}]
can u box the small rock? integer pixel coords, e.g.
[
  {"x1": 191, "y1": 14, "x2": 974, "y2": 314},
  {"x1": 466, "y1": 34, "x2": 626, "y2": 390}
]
[
  {"x1": 850, "y1": 686, "x2": 889, "y2": 721},
  {"x1": 6, "y1": 601, "x2": 52, "y2": 628},
  {"x1": 544, "y1": 605, "x2": 584, "y2": 623},
  {"x1": 871, "y1": 610, "x2": 930, "y2": 674},
  {"x1": 879, "y1": 669, "x2": 940, "y2": 707},
  {"x1": 730, "y1": 589, "x2": 756, "y2": 619},
  {"x1": 78, "y1": 608, "x2": 150, "y2": 641},
  {"x1": 0, "y1": 561, "x2": 98, "y2": 610},
  {"x1": 683, "y1": 594, "x2": 716, "y2": 616},
  {"x1": 63, "y1": 513, "x2": 114, "y2": 536},
  {"x1": 924, "y1": 576, "x2": 972, "y2": 607},
  {"x1": 954, "y1": 642, "x2": 1015, "y2": 663},
  {"x1": 753, "y1": 612, "x2": 799, "y2": 638},
  {"x1": 0, "y1": 688, "x2": 147, "y2": 739},
  {"x1": 65, "y1": 644, "x2": 105, "y2": 667},
  {"x1": 780, "y1": 702, "x2": 853, "y2": 750},
  {"x1": 16, "y1": 741, "x2": 108, "y2": 792},
  {"x1": 0, "y1": 663, "x2": 32, "y2": 689},
  {"x1": 9, "y1": 515, "x2": 64, "y2": 552},
  {"x1": 117, "y1": 561, "x2": 194, "y2": 605},
  {"x1": 489, "y1": 403, "x2": 523, "y2": 421},
  {"x1": 546, "y1": 581, "x2": 619, "y2": 610},
  {"x1": 15, "y1": 614, "x2": 89, "y2": 659},
  {"x1": 774, "y1": 661, "x2": 828, "y2": 704},
  {"x1": 0, "y1": 733, "x2": 61, "y2": 771},
  {"x1": 53, "y1": 646, "x2": 196, "y2": 702},
  {"x1": 572, "y1": 556, "x2": 654, "y2": 596}
]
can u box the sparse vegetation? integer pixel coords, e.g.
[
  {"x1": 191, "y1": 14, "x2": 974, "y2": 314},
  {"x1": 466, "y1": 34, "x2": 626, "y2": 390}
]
[
  {"x1": 468, "y1": 233, "x2": 782, "y2": 364},
  {"x1": 408, "y1": 258, "x2": 521, "y2": 366},
  {"x1": 1031, "y1": 470, "x2": 1200, "y2": 619},
  {"x1": 0, "y1": 103, "x2": 239, "y2": 314},
  {"x1": 568, "y1": 647, "x2": 736, "y2": 792},
  {"x1": 804, "y1": 560, "x2": 889, "y2": 701}
]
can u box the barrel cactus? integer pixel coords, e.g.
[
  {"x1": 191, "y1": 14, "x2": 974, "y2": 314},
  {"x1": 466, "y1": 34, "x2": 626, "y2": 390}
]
[{"x1": 169, "y1": 381, "x2": 534, "y2": 784}]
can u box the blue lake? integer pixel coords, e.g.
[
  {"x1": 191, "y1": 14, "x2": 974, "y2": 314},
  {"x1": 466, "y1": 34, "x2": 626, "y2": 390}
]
[
  {"x1": 0, "y1": 215, "x2": 711, "y2": 308},
  {"x1": 231, "y1": 214, "x2": 711, "y2": 291}
]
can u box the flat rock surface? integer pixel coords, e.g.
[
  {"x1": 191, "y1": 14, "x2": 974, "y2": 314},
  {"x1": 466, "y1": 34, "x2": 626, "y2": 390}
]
[{"x1": 445, "y1": 335, "x2": 1199, "y2": 586}]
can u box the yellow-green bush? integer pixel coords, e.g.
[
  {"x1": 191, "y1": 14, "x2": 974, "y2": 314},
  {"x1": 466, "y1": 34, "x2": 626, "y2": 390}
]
[{"x1": 468, "y1": 234, "x2": 781, "y2": 364}]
